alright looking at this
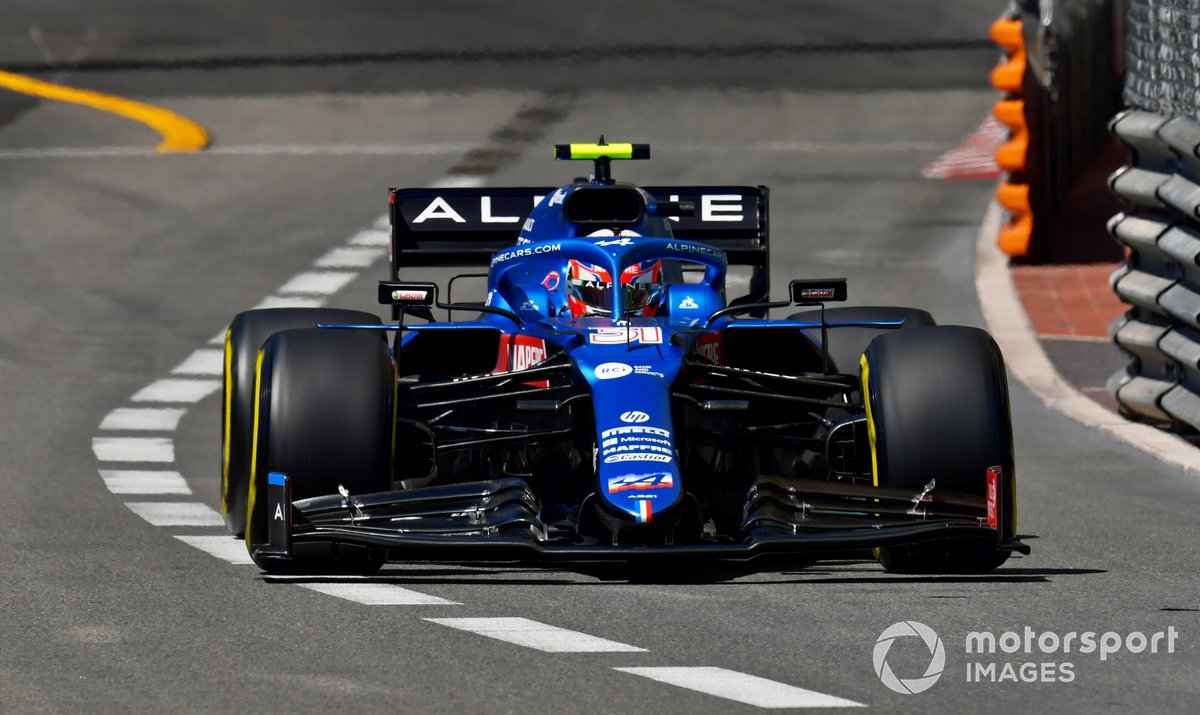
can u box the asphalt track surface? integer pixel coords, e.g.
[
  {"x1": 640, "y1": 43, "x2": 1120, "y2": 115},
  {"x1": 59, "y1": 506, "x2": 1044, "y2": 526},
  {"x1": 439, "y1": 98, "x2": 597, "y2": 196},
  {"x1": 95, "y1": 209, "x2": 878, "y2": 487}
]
[{"x1": 1, "y1": 2, "x2": 1197, "y2": 712}]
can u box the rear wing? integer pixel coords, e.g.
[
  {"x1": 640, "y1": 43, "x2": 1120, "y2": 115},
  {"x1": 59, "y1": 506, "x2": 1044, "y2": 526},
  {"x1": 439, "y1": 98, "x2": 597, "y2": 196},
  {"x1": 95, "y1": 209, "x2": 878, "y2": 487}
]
[{"x1": 389, "y1": 185, "x2": 770, "y2": 302}]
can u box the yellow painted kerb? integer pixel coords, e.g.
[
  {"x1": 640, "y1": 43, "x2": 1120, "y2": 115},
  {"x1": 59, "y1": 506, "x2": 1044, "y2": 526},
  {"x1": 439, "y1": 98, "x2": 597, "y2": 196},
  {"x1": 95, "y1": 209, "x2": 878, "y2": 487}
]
[{"x1": 0, "y1": 69, "x2": 208, "y2": 153}]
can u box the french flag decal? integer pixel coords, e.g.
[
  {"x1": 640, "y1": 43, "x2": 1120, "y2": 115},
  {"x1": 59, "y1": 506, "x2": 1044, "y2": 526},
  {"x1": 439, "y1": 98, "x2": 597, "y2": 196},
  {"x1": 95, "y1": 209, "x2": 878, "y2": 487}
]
[{"x1": 636, "y1": 500, "x2": 652, "y2": 523}]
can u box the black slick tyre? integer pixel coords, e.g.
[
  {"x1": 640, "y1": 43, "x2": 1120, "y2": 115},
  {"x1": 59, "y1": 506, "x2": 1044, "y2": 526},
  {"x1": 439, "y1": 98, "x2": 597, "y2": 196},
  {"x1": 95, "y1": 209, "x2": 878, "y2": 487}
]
[
  {"x1": 245, "y1": 328, "x2": 395, "y2": 574},
  {"x1": 861, "y1": 325, "x2": 1017, "y2": 573},
  {"x1": 222, "y1": 308, "x2": 381, "y2": 537}
]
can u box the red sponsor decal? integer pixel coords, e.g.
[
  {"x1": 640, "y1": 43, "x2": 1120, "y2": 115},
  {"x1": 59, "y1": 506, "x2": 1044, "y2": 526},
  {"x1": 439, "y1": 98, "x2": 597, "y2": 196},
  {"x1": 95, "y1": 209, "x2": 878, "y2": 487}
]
[
  {"x1": 494, "y1": 335, "x2": 546, "y2": 372},
  {"x1": 695, "y1": 332, "x2": 723, "y2": 363},
  {"x1": 541, "y1": 270, "x2": 561, "y2": 291},
  {"x1": 493, "y1": 334, "x2": 549, "y2": 387},
  {"x1": 511, "y1": 336, "x2": 546, "y2": 371},
  {"x1": 985, "y1": 466, "x2": 1000, "y2": 529}
]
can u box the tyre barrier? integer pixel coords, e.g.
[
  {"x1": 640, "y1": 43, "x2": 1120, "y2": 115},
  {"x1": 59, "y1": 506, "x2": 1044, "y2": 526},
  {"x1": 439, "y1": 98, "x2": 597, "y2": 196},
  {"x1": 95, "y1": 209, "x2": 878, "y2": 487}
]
[
  {"x1": 1108, "y1": 110, "x2": 1200, "y2": 430},
  {"x1": 1124, "y1": 0, "x2": 1200, "y2": 120}
]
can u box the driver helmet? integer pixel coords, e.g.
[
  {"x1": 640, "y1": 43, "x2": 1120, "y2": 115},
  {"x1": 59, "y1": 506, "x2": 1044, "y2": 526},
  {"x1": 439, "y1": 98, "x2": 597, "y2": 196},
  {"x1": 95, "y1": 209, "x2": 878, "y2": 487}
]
[{"x1": 565, "y1": 259, "x2": 663, "y2": 317}]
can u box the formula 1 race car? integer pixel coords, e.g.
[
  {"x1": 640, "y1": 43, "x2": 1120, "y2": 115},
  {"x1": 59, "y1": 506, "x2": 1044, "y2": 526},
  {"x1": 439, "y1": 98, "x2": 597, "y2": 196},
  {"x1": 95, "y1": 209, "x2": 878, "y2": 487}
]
[{"x1": 221, "y1": 141, "x2": 1028, "y2": 574}]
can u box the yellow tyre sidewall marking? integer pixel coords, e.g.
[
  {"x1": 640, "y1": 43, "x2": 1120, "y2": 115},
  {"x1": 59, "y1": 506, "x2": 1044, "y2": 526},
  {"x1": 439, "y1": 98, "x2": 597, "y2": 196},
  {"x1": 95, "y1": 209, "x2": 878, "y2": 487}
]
[
  {"x1": 0, "y1": 69, "x2": 208, "y2": 153},
  {"x1": 245, "y1": 347, "x2": 266, "y2": 551},
  {"x1": 861, "y1": 353, "x2": 883, "y2": 561},
  {"x1": 860, "y1": 353, "x2": 879, "y2": 487}
]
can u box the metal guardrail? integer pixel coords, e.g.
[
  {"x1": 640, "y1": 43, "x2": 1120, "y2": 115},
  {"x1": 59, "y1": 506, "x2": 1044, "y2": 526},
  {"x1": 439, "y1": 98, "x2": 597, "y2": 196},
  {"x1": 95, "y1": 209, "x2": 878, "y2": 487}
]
[{"x1": 1108, "y1": 110, "x2": 1200, "y2": 428}]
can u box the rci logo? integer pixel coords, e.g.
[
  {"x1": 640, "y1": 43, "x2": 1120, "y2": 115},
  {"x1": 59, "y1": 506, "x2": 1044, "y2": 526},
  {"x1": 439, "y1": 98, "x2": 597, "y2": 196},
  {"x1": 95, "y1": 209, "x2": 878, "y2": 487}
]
[
  {"x1": 594, "y1": 362, "x2": 632, "y2": 380},
  {"x1": 620, "y1": 411, "x2": 650, "y2": 423},
  {"x1": 873, "y1": 621, "x2": 945, "y2": 695}
]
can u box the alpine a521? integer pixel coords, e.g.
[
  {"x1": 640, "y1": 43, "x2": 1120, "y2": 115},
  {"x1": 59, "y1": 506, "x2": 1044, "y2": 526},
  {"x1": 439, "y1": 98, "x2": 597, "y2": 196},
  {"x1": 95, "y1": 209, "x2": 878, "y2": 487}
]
[{"x1": 220, "y1": 141, "x2": 1029, "y2": 574}]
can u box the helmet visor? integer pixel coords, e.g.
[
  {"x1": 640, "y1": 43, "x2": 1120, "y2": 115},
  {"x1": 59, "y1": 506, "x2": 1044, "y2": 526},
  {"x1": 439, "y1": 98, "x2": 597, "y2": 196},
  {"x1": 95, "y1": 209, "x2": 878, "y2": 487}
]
[{"x1": 568, "y1": 278, "x2": 613, "y2": 313}]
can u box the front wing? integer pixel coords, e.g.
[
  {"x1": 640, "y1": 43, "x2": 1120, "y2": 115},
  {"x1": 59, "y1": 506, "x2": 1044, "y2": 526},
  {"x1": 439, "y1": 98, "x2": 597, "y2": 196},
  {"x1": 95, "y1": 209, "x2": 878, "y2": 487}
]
[{"x1": 253, "y1": 475, "x2": 1030, "y2": 567}]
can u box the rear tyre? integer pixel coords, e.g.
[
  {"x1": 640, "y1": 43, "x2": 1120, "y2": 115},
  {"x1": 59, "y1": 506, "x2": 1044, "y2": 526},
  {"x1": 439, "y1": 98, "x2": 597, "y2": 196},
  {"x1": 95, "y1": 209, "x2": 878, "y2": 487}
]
[
  {"x1": 222, "y1": 308, "x2": 381, "y2": 536},
  {"x1": 862, "y1": 326, "x2": 1016, "y2": 574},
  {"x1": 787, "y1": 306, "x2": 935, "y2": 374},
  {"x1": 245, "y1": 328, "x2": 394, "y2": 574}
]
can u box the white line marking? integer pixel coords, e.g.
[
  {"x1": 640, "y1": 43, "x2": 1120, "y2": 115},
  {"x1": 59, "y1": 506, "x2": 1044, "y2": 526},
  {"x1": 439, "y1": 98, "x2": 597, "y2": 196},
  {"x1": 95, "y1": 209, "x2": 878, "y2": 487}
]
[
  {"x1": 98, "y1": 407, "x2": 186, "y2": 431},
  {"x1": 314, "y1": 246, "x2": 386, "y2": 268},
  {"x1": 372, "y1": 214, "x2": 389, "y2": 230},
  {"x1": 0, "y1": 142, "x2": 476, "y2": 160},
  {"x1": 131, "y1": 378, "x2": 221, "y2": 404},
  {"x1": 252, "y1": 295, "x2": 326, "y2": 309},
  {"x1": 976, "y1": 201, "x2": 1200, "y2": 473},
  {"x1": 92, "y1": 437, "x2": 174, "y2": 462},
  {"x1": 430, "y1": 175, "x2": 486, "y2": 189},
  {"x1": 174, "y1": 535, "x2": 254, "y2": 564},
  {"x1": 0, "y1": 146, "x2": 158, "y2": 159},
  {"x1": 125, "y1": 502, "x2": 224, "y2": 526},
  {"x1": 300, "y1": 583, "x2": 461, "y2": 605},
  {"x1": 99, "y1": 470, "x2": 190, "y2": 494},
  {"x1": 614, "y1": 667, "x2": 864, "y2": 709},
  {"x1": 425, "y1": 617, "x2": 646, "y2": 653},
  {"x1": 207, "y1": 328, "x2": 227, "y2": 345},
  {"x1": 350, "y1": 228, "x2": 389, "y2": 247},
  {"x1": 171, "y1": 348, "x2": 225, "y2": 376},
  {"x1": 277, "y1": 271, "x2": 358, "y2": 296}
]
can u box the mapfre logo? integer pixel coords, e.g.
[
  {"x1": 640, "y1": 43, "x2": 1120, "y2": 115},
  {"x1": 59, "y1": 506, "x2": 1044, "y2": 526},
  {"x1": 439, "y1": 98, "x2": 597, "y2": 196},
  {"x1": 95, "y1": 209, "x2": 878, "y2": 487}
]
[
  {"x1": 874, "y1": 621, "x2": 945, "y2": 695},
  {"x1": 619, "y1": 411, "x2": 650, "y2": 423},
  {"x1": 511, "y1": 342, "x2": 545, "y2": 371}
]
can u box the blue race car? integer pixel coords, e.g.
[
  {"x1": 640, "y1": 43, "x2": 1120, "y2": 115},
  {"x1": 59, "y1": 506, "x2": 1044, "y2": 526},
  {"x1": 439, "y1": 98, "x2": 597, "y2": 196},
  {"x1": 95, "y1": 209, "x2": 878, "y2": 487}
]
[{"x1": 221, "y1": 141, "x2": 1028, "y2": 574}]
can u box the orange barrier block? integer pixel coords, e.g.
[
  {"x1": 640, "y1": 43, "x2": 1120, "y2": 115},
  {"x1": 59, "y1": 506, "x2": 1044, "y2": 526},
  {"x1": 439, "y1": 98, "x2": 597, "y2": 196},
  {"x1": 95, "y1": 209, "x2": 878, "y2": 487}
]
[
  {"x1": 993, "y1": 98, "x2": 1028, "y2": 173},
  {"x1": 988, "y1": 18, "x2": 1026, "y2": 94},
  {"x1": 995, "y1": 181, "x2": 1029, "y2": 214},
  {"x1": 995, "y1": 181, "x2": 1033, "y2": 256}
]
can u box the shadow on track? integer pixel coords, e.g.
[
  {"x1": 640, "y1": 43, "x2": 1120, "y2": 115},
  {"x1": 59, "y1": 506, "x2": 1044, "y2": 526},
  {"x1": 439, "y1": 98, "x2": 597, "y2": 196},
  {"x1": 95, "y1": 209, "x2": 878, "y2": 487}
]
[{"x1": 258, "y1": 563, "x2": 1103, "y2": 587}]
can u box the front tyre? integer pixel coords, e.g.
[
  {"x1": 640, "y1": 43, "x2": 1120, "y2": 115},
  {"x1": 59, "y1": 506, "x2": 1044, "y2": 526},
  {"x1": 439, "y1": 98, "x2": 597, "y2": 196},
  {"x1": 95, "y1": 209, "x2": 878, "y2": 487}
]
[
  {"x1": 861, "y1": 325, "x2": 1017, "y2": 573},
  {"x1": 222, "y1": 308, "x2": 381, "y2": 537},
  {"x1": 246, "y1": 328, "x2": 395, "y2": 574}
]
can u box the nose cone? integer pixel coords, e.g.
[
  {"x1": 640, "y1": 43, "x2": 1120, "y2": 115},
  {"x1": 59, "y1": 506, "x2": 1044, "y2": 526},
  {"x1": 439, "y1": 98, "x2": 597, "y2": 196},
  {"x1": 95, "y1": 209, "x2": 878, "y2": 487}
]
[{"x1": 578, "y1": 348, "x2": 683, "y2": 524}]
